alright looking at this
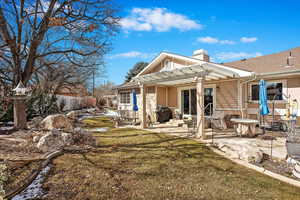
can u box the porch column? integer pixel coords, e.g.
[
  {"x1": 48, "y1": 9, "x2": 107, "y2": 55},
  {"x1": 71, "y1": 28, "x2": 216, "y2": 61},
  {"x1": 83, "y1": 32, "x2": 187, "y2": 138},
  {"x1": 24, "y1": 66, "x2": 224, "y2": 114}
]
[
  {"x1": 140, "y1": 84, "x2": 147, "y2": 128},
  {"x1": 196, "y1": 77, "x2": 205, "y2": 139}
]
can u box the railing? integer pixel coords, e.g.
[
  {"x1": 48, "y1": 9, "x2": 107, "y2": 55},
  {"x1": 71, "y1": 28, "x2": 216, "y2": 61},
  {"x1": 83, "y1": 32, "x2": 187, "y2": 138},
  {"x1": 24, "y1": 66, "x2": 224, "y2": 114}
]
[
  {"x1": 204, "y1": 102, "x2": 214, "y2": 143},
  {"x1": 204, "y1": 102, "x2": 213, "y2": 117}
]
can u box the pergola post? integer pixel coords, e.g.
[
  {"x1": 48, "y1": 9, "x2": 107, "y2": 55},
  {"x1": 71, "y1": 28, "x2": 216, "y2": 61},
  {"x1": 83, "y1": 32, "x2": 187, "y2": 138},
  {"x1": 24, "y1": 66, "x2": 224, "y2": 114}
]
[
  {"x1": 196, "y1": 76, "x2": 205, "y2": 139},
  {"x1": 140, "y1": 84, "x2": 147, "y2": 129}
]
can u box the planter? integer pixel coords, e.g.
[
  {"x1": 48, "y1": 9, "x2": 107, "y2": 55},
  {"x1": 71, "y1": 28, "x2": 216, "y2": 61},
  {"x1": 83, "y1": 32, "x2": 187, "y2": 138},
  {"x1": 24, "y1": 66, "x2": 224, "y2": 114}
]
[{"x1": 286, "y1": 141, "x2": 300, "y2": 159}]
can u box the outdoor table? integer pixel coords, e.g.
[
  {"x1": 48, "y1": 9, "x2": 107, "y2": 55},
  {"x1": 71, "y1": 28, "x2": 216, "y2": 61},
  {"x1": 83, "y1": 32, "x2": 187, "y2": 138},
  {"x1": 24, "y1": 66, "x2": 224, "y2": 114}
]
[{"x1": 230, "y1": 118, "x2": 259, "y2": 137}]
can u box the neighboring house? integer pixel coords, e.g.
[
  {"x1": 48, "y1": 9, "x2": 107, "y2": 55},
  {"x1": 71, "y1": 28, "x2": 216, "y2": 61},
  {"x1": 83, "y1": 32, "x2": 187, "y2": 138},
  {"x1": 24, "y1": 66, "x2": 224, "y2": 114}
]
[
  {"x1": 102, "y1": 94, "x2": 118, "y2": 108},
  {"x1": 117, "y1": 47, "x2": 300, "y2": 138},
  {"x1": 55, "y1": 84, "x2": 90, "y2": 97}
]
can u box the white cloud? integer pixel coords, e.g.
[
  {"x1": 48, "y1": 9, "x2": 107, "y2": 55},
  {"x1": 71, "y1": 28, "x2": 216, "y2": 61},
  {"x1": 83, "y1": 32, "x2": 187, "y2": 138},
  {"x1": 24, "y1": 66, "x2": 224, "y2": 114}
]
[
  {"x1": 219, "y1": 40, "x2": 236, "y2": 45},
  {"x1": 240, "y1": 37, "x2": 258, "y2": 43},
  {"x1": 215, "y1": 52, "x2": 262, "y2": 61},
  {"x1": 197, "y1": 36, "x2": 235, "y2": 45},
  {"x1": 119, "y1": 8, "x2": 202, "y2": 32},
  {"x1": 108, "y1": 51, "x2": 156, "y2": 59},
  {"x1": 197, "y1": 36, "x2": 218, "y2": 44}
]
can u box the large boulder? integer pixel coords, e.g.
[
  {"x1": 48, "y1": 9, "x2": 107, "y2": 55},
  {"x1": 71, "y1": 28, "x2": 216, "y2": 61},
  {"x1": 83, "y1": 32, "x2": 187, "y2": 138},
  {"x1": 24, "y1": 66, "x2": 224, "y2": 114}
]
[
  {"x1": 215, "y1": 140, "x2": 264, "y2": 163},
  {"x1": 36, "y1": 129, "x2": 73, "y2": 152},
  {"x1": 40, "y1": 114, "x2": 73, "y2": 132}
]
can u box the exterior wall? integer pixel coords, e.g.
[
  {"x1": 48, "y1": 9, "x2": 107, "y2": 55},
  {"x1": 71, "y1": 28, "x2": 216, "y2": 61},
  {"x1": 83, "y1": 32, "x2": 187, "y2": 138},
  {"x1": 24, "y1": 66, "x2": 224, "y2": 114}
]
[
  {"x1": 245, "y1": 76, "x2": 300, "y2": 123},
  {"x1": 117, "y1": 76, "x2": 300, "y2": 124},
  {"x1": 215, "y1": 80, "x2": 239, "y2": 110},
  {"x1": 117, "y1": 87, "x2": 157, "y2": 122},
  {"x1": 147, "y1": 57, "x2": 194, "y2": 74},
  {"x1": 167, "y1": 86, "x2": 177, "y2": 107},
  {"x1": 157, "y1": 87, "x2": 167, "y2": 106}
]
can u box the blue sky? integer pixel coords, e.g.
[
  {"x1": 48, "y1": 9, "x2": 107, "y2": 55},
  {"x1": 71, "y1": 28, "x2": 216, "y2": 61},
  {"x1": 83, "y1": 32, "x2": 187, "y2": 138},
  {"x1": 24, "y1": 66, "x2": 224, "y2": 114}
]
[{"x1": 101, "y1": 0, "x2": 300, "y2": 85}]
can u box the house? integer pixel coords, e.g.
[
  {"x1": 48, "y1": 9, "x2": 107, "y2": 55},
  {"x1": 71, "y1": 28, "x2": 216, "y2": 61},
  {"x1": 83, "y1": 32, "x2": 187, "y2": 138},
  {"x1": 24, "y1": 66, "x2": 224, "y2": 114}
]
[
  {"x1": 55, "y1": 84, "x2": 90, "y2": 97},
  {"x1": 117, "y1": 47, "x2": 300, "y2": 138}
]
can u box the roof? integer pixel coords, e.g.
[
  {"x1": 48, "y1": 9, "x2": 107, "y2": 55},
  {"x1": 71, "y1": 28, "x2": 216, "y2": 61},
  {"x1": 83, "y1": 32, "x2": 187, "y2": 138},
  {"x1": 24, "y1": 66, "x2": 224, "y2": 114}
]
[
  {"x1": 133, "y1": 62, "x2": 253, "y2": 86},
  {"x1": 224, "y1": 47, "x2": 300, "y2": 74},
  {"x1": 55, "y1": 84, "x2": 89, "y2": 97},
  {"x1": 136, "y1": 51, "x2": 252, "y2": 78},
  {"x1": 117, "y1": 81, "x2": 139, "y2": 89}
]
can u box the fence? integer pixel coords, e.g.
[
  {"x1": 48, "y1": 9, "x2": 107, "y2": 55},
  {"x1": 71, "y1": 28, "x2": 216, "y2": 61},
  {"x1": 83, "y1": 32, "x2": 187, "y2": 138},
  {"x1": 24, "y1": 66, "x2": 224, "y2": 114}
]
[{"x1": 56, "y1": 95, "x2": 96, "y2": 111}]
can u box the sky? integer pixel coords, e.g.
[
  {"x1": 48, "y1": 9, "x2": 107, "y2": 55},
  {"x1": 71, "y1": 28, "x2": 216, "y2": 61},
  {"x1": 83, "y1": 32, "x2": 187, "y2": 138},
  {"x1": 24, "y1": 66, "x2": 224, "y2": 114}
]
[{"x1": 101, "y1": 0, "x2": 300, "y2": 85}]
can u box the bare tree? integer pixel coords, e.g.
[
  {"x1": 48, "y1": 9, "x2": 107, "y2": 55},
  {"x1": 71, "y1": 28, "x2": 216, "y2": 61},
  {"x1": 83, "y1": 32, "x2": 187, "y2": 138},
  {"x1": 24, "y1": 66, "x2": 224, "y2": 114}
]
[{"x1": 0, "y1": 0, "x2": 120, "y2": 88}]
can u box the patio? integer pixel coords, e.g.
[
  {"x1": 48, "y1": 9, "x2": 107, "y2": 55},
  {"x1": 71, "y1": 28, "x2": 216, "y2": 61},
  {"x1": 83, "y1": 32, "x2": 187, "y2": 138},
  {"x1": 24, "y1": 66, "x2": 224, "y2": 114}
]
[{"x1": 123, "y1": 122, "x2": 287, "y2": 161}]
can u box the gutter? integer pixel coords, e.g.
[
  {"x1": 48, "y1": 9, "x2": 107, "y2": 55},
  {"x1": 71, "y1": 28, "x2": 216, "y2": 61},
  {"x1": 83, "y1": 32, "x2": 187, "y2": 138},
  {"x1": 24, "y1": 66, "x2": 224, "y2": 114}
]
[{"x1": 257, "y1": 69, "x2": 300, "y2": 79}]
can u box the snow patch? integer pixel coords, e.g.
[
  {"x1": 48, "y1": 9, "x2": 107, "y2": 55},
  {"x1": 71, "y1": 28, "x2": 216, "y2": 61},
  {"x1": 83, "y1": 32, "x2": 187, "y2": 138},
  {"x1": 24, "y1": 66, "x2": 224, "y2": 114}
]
[{"x1": 12, "y1": 165, "x2": 51, "y2": 200}]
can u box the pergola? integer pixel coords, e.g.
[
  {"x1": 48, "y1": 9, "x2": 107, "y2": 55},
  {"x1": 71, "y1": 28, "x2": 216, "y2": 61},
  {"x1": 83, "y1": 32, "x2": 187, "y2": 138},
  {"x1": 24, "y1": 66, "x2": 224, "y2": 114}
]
[{"x1": 133, "y1": 63, "x2": 252, "y2": 139}]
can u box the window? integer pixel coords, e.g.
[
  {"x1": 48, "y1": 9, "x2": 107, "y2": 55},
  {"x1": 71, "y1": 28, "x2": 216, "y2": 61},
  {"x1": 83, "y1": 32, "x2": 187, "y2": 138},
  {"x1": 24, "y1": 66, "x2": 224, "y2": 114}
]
[
  {"x1": 251, "y1": 81, "x2": 283, "y2": 101},
  {"x1": 120, "y1": 92, "x2": 131, "y2": 104}
]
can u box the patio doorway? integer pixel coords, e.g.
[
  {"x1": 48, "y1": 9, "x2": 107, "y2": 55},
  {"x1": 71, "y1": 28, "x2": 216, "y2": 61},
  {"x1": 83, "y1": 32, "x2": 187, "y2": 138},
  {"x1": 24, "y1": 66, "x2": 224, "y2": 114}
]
[{"x1": 180, "y1": 85, "x2": 215, "y2": 116}]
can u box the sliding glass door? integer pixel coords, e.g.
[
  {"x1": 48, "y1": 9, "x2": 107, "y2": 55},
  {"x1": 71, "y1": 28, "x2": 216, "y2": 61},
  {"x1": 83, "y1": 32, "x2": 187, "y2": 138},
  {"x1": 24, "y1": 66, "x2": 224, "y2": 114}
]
[{"x1": 181, "y1": 87, "x2": 214, "y2": 116}]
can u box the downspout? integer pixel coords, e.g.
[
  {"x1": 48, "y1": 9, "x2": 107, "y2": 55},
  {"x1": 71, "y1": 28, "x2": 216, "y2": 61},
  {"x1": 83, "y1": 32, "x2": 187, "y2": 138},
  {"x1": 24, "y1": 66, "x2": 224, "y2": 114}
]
[{"x1": 239, "y1": 73, "x2": 257, "y2": 118}]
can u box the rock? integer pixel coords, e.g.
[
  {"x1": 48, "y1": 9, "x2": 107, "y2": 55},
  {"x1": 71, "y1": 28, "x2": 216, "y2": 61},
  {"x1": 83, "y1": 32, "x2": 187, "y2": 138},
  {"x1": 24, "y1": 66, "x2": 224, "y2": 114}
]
[
  {"x1": 27, "y1": 116, "x2": 43, "y2": 129},
  {"x1": 86, "y1": 108, "x2": 96, "y2": 114},
  {"x1": 66, "y1": 111, "x2": 78, "y2": 120},
  {"x1": 40, "y1": 114, "x2": 73, "y2": 132},
  {"x1": 216, "y1": 141, "x2": 263, "y2": 163},
  {"x1": 33, "y1": 135, "x2": 41, "y2": 143},
  {"x1": 37, "y1": 129, "x2": 65, "y2": 152},
  {"x1": 61, "y1": 132, "x2": 73, "y2": 145},
  {"x1": 293, "y1": 161, "x2": 300, "y2": 179}
]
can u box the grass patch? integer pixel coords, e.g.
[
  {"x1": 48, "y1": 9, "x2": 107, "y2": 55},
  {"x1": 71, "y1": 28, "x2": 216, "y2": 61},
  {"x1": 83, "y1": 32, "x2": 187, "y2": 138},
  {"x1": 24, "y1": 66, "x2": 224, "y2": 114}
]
[
  {"x1": 43, "y1": 118, "x2": 300, "y2": 200},
  {"x1": 83, "y1": 117, "x2": 114, "y2": 128}
]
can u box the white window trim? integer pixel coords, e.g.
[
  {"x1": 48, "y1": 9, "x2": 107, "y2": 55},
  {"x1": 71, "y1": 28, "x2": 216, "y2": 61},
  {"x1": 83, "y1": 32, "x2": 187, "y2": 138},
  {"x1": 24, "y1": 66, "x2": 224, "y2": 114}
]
[
  {"x1": 119, "y1": 92, "x2": 131, "y2": 105},
  {"x1": 177, "y1": 84, "x2": 217, "y2": 116},
  {"x1": 248, "y1": 79, "x2": 287, "y2": 104}
]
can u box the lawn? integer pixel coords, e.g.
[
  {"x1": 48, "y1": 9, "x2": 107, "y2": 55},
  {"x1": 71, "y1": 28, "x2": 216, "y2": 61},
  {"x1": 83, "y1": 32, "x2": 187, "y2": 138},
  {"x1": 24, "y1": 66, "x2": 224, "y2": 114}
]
[{"x1": 43, "y1": 117, "x2": 300, "y2": 200}]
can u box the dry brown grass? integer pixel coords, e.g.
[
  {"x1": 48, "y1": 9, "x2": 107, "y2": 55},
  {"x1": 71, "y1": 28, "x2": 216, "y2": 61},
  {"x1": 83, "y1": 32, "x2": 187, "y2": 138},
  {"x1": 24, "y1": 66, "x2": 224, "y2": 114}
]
[{"x1": 42, "y1": 118, "x2": 300, "y2": 200}]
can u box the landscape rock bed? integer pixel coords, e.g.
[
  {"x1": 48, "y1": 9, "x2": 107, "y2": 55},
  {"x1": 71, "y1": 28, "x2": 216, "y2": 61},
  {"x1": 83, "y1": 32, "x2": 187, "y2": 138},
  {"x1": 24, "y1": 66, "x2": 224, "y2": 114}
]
[{"x1": 253, "y1": 158, "x2": 298, "y2": 180}]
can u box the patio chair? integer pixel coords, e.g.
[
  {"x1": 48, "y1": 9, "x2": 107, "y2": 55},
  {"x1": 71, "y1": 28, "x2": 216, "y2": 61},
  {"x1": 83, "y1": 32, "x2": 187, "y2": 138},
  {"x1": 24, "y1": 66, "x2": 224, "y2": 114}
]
[{"x1": 210, "y1": 111, "x2": 227, "y2": 130}]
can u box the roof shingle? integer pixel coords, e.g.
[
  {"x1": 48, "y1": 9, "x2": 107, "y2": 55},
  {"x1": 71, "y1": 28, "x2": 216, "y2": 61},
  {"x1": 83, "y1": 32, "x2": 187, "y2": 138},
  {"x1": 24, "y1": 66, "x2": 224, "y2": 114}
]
[{"x1": 224, "y1": 47, "x2": 300, "y2": 74}]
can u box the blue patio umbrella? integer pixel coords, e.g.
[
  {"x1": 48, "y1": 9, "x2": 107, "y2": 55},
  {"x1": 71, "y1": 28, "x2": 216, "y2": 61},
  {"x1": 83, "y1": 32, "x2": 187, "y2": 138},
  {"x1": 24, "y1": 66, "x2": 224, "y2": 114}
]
[
  {"x1": 132, "y1": 90, "x2": 138, "y2": 124},
  {"x1": 259, "y1": 79, "x2": 270, "y2": 116},
  {"x1": 132, "y1": 90, "x2": 138, "y2": 111}
]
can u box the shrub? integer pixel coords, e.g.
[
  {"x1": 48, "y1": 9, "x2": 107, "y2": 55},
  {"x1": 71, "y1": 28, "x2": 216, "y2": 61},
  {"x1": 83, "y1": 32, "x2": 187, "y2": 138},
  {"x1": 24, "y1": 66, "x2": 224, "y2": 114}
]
[
  {"x1": 26, "y1": 89, "x2": 59, "y2": 119},
  {"x1": 0, "y1": 98, "x2": 13, "y2": 122}
]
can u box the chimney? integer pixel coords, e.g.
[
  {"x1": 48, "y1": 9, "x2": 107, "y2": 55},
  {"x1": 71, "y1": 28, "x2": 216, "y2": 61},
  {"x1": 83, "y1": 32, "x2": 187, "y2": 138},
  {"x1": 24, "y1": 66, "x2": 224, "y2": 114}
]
[
  {"x1": 287, "y1": 51, "x2": 295, "y2": 66},
  {"x1": 192, "y1": 49, "x2": 210, "y2": 62}
]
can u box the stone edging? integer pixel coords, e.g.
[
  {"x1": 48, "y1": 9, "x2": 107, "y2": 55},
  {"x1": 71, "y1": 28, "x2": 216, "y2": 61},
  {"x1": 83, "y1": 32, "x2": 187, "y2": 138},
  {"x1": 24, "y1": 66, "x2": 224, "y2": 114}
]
[
  {"x1": 4, "y1": 150, "x2": 63, "y2": 199},
  {"x1": 207, "y1": 144, "x2": 300, "y2": 188}
]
